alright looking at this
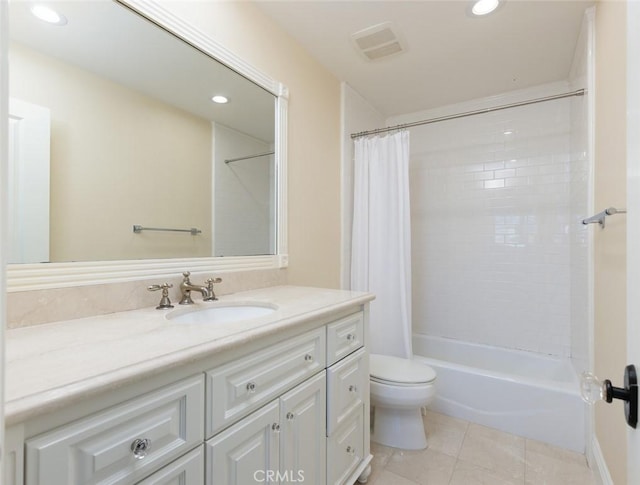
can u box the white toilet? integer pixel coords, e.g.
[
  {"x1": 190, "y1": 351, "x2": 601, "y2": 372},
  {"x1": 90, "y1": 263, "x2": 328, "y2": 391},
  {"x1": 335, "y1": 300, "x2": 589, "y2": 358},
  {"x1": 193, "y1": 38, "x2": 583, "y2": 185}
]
[{"x1": 370, "y1": 353, "x2": 437, "y2": 450}]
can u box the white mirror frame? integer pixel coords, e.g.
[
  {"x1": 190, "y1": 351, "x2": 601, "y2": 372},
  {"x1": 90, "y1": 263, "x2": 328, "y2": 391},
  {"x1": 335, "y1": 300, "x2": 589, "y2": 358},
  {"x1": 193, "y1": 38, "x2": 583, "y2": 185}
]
[{"x1": 5, "y1": 0, "x2": 288, "y2": 292}]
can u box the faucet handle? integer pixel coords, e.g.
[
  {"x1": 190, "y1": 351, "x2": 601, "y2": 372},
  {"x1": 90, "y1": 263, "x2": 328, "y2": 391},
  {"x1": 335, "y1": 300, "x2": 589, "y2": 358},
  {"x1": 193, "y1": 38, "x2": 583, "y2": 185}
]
[
  {"x1": 203, "y1": 277, "x2": 222, "y2": 301},
  {"x1": 148, "y1": 283, "x2": 173, "y2": 291},
  {"x1": 147, "y1": 283, "x2": 174, "y2": 310},
  {"x1": 182, "y1": 271, "x2": 191, "y2": 281}
]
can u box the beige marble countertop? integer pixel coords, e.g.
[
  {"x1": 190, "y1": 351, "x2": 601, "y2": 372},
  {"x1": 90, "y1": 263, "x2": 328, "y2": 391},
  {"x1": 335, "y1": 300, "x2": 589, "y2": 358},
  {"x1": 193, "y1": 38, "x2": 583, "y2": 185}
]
[{"x1": 5, "y1": 285, "x2": 374, "y2": 425}]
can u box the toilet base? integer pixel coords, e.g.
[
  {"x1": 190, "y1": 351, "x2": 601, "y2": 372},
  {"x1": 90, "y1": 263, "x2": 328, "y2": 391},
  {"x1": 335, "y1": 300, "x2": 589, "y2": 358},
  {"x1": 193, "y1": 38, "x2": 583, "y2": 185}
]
[{"x1": 371, "y1": 405, "x2": 427, "y2": 450}]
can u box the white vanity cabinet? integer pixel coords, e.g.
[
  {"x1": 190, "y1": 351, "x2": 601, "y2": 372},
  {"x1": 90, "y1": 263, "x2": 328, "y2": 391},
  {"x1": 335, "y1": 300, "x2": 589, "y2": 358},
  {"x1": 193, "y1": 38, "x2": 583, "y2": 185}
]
[
  {"x1": 6, "y1": 296, "x2": 372, "y2": 485},
  {"x1": 204, "y1": 325, "x2": 329, "y2": 485},
  {"x1": 325, "y1": 313, "x2": 369, "y2": 485},
  {"x1": 205, "y1": 327, "x2": 326, "y2": 437},
  {"x1": 206, "y1": 371, "x2": 327, "y2": 485}
]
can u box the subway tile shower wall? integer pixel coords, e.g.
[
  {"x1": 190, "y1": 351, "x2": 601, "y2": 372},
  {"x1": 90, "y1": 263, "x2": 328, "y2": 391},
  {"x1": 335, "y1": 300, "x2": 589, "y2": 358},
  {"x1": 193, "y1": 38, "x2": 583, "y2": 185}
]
[{"x1": 408, "y1": 91, "x2": 587, "y2": 357}]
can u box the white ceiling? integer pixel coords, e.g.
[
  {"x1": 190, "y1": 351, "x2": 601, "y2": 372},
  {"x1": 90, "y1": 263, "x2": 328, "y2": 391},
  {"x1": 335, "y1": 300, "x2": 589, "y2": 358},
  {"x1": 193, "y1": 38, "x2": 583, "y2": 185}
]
[{"x1": 254, "y1": 0, "x2": 594, "y2": 117}]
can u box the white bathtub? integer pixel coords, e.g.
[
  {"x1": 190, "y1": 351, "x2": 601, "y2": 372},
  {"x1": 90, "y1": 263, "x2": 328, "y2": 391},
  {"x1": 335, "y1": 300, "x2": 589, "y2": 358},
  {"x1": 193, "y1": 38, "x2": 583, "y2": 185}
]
[{"x1": 412, "y1": 334, "x2": 586, "y2": 452}]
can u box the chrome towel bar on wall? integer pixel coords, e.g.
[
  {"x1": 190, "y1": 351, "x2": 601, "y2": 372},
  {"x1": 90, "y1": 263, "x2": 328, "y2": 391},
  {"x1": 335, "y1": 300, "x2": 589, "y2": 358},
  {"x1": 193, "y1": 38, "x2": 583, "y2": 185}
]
[
  {"x1": 582, "y1": 207, "x2": 627, "y2": 228},
  {"x1": 133, "y1": 225, "x2": 202, "y2": 236}
]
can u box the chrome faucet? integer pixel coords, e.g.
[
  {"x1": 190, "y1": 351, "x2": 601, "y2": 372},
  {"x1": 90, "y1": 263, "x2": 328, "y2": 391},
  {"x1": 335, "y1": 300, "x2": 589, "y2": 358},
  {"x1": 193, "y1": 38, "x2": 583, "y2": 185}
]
[{"x1": 179, "y1": 271, "x2": 212, "y2": 304}]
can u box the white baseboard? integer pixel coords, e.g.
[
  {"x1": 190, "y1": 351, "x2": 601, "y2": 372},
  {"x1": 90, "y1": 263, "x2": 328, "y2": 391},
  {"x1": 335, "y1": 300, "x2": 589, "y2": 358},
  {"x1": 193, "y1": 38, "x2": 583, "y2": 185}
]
[{"x1": 589, "y1": 437, "x2": 614, "y2": 485}]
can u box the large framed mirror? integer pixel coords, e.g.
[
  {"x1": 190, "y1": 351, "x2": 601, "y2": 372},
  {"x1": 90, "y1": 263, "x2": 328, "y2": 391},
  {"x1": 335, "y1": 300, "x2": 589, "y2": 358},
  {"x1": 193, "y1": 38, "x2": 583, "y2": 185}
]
[{"x1": 6, "y1": 0, "x2": 288, "y2": 291}]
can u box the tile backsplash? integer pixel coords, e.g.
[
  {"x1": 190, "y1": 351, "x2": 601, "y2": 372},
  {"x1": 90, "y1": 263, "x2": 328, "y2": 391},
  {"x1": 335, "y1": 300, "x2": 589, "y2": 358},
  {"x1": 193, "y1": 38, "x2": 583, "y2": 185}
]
[{"x1": 7, "y1": 268, "x2": 287, "y2": 328}]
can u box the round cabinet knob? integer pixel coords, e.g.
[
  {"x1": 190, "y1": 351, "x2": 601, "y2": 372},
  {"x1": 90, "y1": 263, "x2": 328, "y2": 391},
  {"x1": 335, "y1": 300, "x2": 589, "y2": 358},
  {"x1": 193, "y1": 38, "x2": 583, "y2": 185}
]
[
  {"x1": 304, "y1": 354, "x2": 314, "y2": 362},
  {"x1": 272, "y1": 423, "x2": 281, "y2": 433},
  {"x1": 286, "y1": 412, "x2": 295, "y2": 421},
  {"x1": 346, "y1": 333, "x2": 355, "y2": 342},
  {"x1": 246, "y1": 382, "x2": 257, "y2": 393},
  {"x1": 131, "y1": 438, "x2": 151, "y2": 460},
  {"x1": 349, "y1": 385, "x2": 358, "y2": 393},
  {"x1": 346, "y1": 445, "x2": 355, "y2": 455}
]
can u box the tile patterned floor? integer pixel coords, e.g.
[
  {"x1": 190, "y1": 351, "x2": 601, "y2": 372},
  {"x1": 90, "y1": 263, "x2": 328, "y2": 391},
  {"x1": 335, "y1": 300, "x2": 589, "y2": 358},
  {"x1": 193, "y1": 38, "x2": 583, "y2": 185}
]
[{"x1": 366, "y1": 410, "x2": 596, "y2": 485}]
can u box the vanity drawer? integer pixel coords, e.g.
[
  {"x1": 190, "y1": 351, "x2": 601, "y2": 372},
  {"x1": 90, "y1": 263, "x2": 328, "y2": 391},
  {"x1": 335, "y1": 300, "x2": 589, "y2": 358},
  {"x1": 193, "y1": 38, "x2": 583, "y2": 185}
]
[
  {"x1": 206, "y1": 327, "x2": 326, "y2": 437},
  {"x1": 327, "y1": 347, "x2": 367, "y2": 435},
  {"x1": 327, "y1": 406, "x2": 364, "y2": 485},
  {"x1": 25, "y1": 375, "x2": 204, "y2": 485},
  {"x1": 327, "y1": 312, "x2": 364, "y2": 365}
]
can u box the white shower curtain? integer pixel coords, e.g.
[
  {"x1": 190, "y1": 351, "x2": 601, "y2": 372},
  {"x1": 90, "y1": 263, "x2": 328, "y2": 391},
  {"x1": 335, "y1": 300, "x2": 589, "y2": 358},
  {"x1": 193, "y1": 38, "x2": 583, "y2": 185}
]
[{"x1": 351, "y1": 130, "x2": 412, "y2": 359}]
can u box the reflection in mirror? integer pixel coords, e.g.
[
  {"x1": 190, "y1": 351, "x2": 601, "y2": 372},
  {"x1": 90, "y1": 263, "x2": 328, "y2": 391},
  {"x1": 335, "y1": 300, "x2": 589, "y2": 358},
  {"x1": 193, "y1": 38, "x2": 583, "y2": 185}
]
[{"x1": 8, "y1": 0, "x2": 277, "y2": 264}]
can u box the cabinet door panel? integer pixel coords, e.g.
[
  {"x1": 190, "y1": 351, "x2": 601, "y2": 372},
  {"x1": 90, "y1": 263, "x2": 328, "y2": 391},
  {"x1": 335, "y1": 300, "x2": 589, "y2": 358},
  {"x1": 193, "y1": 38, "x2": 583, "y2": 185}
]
[
  {"x1": 327, "y1": 407, "x2": 364, "y2": 485},
  {"x1": 327, "y1": 348, "x2": 366, "y2": 434},
  {"x1": 280, "y1": 371, "x2": 326, "y2": 485},
  {"x1": 206, "y1": 400, "x2": 280, "y2": 485}
]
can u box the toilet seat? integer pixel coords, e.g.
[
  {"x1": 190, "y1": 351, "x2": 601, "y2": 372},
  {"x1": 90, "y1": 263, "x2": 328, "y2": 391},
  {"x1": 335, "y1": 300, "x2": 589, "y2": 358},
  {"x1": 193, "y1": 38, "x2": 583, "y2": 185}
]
[
  {"x1": 370, "y1": 353, "x2": 436, "y2": 385},
  {"x1": 370, "y1": 376, "x2": 432, "y2": 387}
]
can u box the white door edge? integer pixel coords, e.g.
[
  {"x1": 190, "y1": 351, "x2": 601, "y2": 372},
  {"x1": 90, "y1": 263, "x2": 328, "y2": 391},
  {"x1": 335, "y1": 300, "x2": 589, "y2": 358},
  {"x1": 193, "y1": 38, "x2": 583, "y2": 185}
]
[{"x1": 627, "y1": 1, "x2": 640, "y2": 482}]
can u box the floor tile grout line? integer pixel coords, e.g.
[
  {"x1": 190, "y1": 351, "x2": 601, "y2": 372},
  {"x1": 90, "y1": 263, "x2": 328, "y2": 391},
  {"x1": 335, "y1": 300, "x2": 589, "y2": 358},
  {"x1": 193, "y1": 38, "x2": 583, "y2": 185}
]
[
  {"x1": 523, "y1": 438, "x2": 528, "y2": 484},
  {"x1": 448, "y1": 456, "x2": 460, "y2": 485},
  {"x1": 448, "y1": 415, "x2": 469, "y2": 484}
]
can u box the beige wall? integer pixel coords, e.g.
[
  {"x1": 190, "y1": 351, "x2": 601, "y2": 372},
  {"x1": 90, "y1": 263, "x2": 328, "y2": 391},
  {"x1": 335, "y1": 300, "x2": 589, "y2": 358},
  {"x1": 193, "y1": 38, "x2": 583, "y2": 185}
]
[
  {"x1": 10, "y1": 43, "x2": 212, "y2": 261},
  {"x1": 160, "y1": 1, "x2": 342, "y2": 289},
  {"x1": 594, "y1": 2, "x2": 627, "y2": 483}
]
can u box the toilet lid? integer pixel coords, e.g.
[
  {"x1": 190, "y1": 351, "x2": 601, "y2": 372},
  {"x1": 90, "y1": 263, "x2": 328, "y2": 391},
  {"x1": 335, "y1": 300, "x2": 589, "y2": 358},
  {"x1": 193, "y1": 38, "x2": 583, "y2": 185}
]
[{"x1": 370, "y1": 354, "x2": 437, "y2": 384}]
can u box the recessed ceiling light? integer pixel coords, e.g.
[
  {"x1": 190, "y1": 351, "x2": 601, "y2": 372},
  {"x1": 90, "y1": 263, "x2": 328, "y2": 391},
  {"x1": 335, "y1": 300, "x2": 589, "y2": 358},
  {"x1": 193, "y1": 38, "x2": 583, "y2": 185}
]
[
  {"x1": 30, "y1": 4, "x2": 68, "y2": 25},
  {"x1": 472, "y1": 0, "x2": 500, "y2": 16},
  {"x1": 211, "y1": 95, "x2": 228, "y2": 104},
  {"x1": 503, "y1": 129, "x2": 514, "y2": 135}
]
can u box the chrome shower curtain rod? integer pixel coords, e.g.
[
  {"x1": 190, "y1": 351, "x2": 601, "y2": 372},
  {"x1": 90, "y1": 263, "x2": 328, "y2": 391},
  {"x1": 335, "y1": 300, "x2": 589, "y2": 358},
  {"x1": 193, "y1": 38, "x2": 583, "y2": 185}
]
[{"x1": 350, "y1": 89, "x2": 586, "y2": 139}]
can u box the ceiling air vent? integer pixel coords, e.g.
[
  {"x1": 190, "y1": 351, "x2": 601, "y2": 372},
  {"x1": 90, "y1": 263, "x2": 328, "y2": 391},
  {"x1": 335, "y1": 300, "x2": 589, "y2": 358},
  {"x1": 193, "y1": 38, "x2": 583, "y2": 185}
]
[{"x1": 351, "y1": 22, "x2": 406, "y2": 62}]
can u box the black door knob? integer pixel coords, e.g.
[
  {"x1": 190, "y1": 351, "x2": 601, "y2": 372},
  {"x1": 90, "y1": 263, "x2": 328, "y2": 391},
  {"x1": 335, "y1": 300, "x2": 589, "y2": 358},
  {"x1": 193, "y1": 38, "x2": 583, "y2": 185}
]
[{"x1": 581, "y1": 364, "x2": 637, "y2": 428}]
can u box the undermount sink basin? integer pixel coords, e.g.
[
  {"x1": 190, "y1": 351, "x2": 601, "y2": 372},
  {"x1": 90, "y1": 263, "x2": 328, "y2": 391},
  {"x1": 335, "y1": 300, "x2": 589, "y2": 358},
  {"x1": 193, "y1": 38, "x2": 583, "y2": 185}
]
[{"x1": 167, "y1": 303, "x2": 277, "y2": 324}]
